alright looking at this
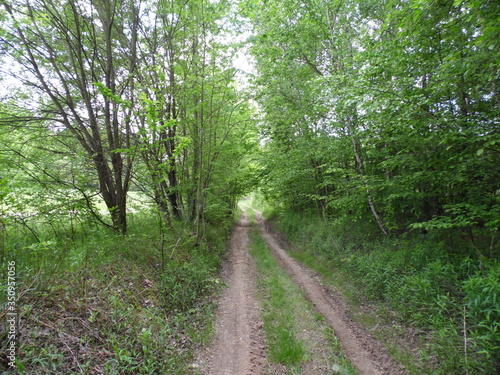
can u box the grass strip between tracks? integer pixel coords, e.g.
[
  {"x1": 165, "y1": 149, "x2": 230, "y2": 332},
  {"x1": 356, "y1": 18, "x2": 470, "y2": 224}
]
[{"x1": 248, "y1": 227, "x2": 357, "y2": 374}]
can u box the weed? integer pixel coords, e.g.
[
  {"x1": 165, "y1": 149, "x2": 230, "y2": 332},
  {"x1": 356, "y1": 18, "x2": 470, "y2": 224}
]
[
  {"x1": 270, "y1": 209, "x2": 499, "y2": 374},
  {"x1": 0, "y1": 208, "x2": 229, "y2": 374},
  {"x1": 463, "y1": 264, "x2": 500, "y2": 373},
  {"x1": 161, "y1": 259, "x2": 216, "y2": 312}
]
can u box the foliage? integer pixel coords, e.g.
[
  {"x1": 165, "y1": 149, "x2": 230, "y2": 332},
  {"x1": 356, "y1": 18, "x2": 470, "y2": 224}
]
[
  {"x1": 0, "y1": 0, "x2": 142, "y2": 233},
  {"x1": 272, "y1": 209, "x2": 499, "y2": 374},
  {"x1": 0, "y1": 0, "x2": 499, "y2": 372},
  {"x1": 131, "y1": 0, "x2": 258, "y2": 237},
  {"x1": 161, "y1": 258, "x2": 217, "y2": 312},
  {"x1": 0, "y1": 0, "x2": 258, "y2": 235},
  {"x1": 0, "y1": 208, "x2": 230, "y2": 374},
  {"x1": 464, "y1": 265, "x2": 500, "y2": 372},
  {"x1": 245, "y1": 0, "x2": 500, "y2": 257}
]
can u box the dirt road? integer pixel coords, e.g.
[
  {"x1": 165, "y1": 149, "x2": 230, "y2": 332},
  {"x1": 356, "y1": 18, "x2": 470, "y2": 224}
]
[
  {"x1": 199, "y1": 210, "x2": 402, "y2": 375},
  {"x1": 255, "y1": 211, "x2": 402, "y2": 375},
  {"x1": 198, "y1": 211, "x2": 267, "y2": 375}
]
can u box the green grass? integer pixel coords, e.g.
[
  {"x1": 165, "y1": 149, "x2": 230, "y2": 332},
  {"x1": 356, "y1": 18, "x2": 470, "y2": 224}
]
[
  {"x1": 248, "y1": 227, "x2": 357, "y2": 374},
  {"x1": 249, "y1": 230, "x2": 305, "y2": 368},
  {"x1": 270, "y1": 209, "x2": 500, "y2": 374},
  {"x1": 0, "y1": 209, "x2": 229, "y2": 374}
]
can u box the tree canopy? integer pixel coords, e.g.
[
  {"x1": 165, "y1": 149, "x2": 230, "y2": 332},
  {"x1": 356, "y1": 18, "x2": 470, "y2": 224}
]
[
  {"x1": 0, "y1": 0, "x2": 498, "y2": 252},
  {"x1": 0, "y1": 0, "x2": 257, "y2": 235},
  {"x1": 244, "y1": 0, "x2": 499, "y2": 259}
]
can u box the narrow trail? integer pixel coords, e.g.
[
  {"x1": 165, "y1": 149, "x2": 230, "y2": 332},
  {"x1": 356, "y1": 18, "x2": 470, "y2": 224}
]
[
  {"x1": 199, "y1": 210, "x2": 403, "y2": 375},
  {"x1": 254, "y1": 211, "x2": 403, "y2": 375},
  {"x1": 198, "y1": 211, "x2": 267, "y2": 375}
]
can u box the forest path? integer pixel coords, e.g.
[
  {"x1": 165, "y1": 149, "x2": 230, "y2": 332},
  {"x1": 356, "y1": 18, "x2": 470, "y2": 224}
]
[
  {"x1": 198, "y1": 210, "x2": 403, "y2": 375},
  {"x1": 197, "y1": 211, "x2": 268, "y2": 375},
  {"x1": 254, "y1": 210, "x2": 403, "y2": 375}
]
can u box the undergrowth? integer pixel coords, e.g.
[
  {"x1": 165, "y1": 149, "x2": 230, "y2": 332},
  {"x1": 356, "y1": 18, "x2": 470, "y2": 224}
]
[
  {"x1": 0, "y1": 210, "x2": 231, "y2": 374},
  {"x1": 269, "y1": 209, "x2": 499, "y2": 375}
]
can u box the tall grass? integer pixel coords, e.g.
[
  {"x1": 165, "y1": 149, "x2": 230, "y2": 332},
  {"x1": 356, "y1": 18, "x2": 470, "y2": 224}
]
[
  {"x1": 0, "y1": 209, "x2": 230, "y2": 374},
  {"x1": 270, "y1": 209, "x2": 499, "y2": 374}
]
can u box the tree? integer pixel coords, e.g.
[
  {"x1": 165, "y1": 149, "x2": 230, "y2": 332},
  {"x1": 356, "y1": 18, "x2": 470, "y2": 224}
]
[
  {"x1": 246, "y1": 0, "x2": 500, "y2": 254},
  {"x1": 132, "y1": 0, "x2": 256, "y2": 242},
  {"x1": 1, "y1": 0, "x2": 141, "y2": 233}
]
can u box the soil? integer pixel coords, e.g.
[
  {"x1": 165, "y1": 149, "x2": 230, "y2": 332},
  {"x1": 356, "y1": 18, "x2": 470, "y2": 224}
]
[
  {"x1": 254, "y1": 211, "x2": 404, "y2": 375},
  {"x1": 198, "y1": 210, "x2": 405, "y2": 375},
  {"x1": 197, "y1": 211, "x2": 268, "y2": 375}
]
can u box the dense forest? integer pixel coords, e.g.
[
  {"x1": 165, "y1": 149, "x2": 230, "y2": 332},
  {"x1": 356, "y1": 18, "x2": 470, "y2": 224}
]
[
  {"x1": 248, "y1": 0, "x2": 499, "y2": 372},
  {"x1": 0, "y1": 0, "x2": 499, "y2": 374}
]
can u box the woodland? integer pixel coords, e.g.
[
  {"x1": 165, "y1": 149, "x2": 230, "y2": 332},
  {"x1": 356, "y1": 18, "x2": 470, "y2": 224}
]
[{"x1": 0, "y1": 0, "x2": 499, "y2": 374}]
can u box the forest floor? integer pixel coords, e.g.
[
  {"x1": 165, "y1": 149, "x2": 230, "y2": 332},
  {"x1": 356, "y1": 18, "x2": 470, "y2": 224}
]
[{"x1": 195, "y1": 210, "x2": 405, "y2": 375}]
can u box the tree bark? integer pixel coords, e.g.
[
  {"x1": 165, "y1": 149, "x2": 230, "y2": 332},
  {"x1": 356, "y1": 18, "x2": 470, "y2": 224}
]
[{"x1": 347, "y1": 116, "x2": 389, "y2": 236}]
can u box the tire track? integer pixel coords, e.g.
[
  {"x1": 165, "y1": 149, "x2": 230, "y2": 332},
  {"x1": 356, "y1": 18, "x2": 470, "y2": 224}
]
[
  {"x1": 254, "y1": 211, "x2": 403, "y2": 375},
  {"x1": 199, "y1": 211, "x2": 267, "y2": 375}
]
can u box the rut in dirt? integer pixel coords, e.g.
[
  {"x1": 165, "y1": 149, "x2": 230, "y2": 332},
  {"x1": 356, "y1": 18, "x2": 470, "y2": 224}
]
[
  {"x1": 200, "y1": 210, "x2": 403, "y2": 375},
  {"x1": 199, "y1": 211, "x2": 267, "y2": 375},
  {"x1": 255, "y1": 211, "x2": 404, "y2": 375}
]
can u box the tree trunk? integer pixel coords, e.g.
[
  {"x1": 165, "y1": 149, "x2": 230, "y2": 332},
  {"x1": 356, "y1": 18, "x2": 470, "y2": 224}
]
[
  {"x1": 109, "y1": 197, "x2": 127, "y2": 235},
  {"x1": 347, "y1": 117, "x2": 389, "y2": 236},
  {"x1": 94, "y1": 152, "x2": 128, "y2": 234}
]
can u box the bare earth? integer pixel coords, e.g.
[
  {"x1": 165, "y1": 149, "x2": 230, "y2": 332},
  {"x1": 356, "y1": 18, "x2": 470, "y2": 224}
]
[
  {"x1": 198, "y1": 211, "x2": 268, "y2": 375},
  {"x1": 199, "y1": 210, "x2": 404, "y2": 375}
]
